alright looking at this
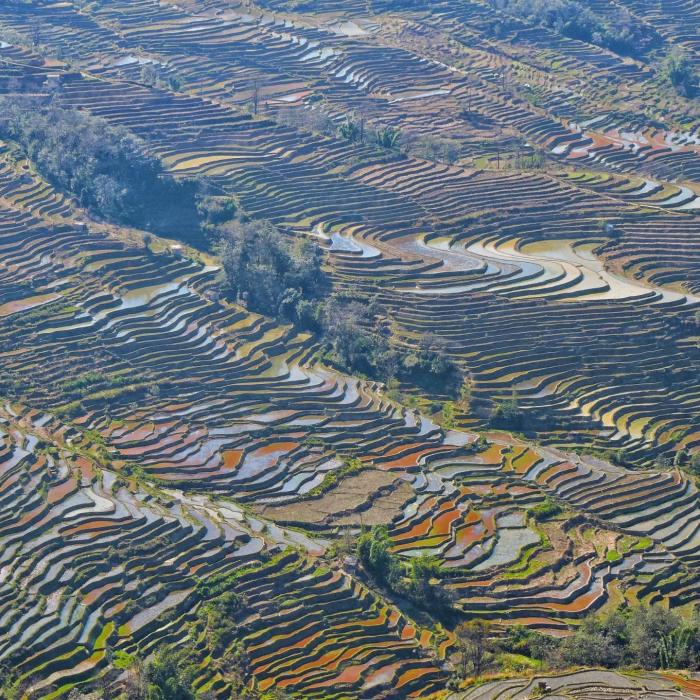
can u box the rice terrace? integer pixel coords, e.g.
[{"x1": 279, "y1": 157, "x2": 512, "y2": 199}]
[{"x1": 0, "y1": 0, "x2": 700, "y2": 697}]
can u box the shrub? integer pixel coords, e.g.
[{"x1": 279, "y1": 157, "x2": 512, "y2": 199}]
[{"x1": 527, "y1": 497, "x2": 562, "y2": 522}]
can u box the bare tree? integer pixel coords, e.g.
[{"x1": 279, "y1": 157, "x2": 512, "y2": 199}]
[{"x1": 455, "y1": 620, "x2": 492, "y2": 678}]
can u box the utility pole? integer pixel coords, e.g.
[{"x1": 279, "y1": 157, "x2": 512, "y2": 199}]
[{"x1": 253, "y1": 80, "x2": 259, "y2": 116}]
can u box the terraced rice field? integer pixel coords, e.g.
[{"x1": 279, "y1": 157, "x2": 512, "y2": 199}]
[
  {"x1": 0, "y1": 0, "x2": 699, "y2": 697},
  {"x1": 0, "y1": 0, "x2": 696, "y2": 463},
  {"x1": 448, "y1": 669, "x2": 700, "y2": 699}
]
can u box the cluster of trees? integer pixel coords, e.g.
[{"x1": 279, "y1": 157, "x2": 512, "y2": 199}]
[
  {"x1": 651, "y1": 446, "x2": 700, "y2": 474},
  {"x1": 662, "y1": 50, "x2": 697, "y2": 97},
  {"x1": 339, "y1": 115, "x2": 462, "y2": 164},
  {"x1": 357, "y1": 525, "x2": 454, "y2": 620},
  {"x1": 335, "y1": 115, "x2": 402, "y2": 151},
  {"x1": 685, "y1": 451, "x2": 700, "y2": 477},
  {"x1": 276, "y1": 106, "x2": 336, "y2": 136},
  {"x1": 216, "y1": 219, "x2": 326, "y2": 325},
  {"x1": 277, "y1": 109, "x2": 398, "y2": 151},
  {"x1": 403, "y1": 133, "x2": 461, "y2": 164},
  {"x1": 277, "y1": 108, "x2": 461, "y2": 165},
  {"x1": 0, "y1": 99, "x2": 236, "y2": 246},
  {"x1": 119, "y1": 589, "x2": 249, "y2": 700},
  {"x1": 356, "y1": 528, "x2": 700, "y2": 675},
  {"x1": 1, "y1": 99, "x2": 179, "y2": 225},
  {"x1": 256, "y1": 0, "x2": 320, "y2": 11},
  {"x1": 490, "y1": 0, "x2": 657, "y2": 58},
  {"x1": 0, "y1": 585, "x2": 252, "y2": 700},
  {"x1": 321, "y1": 295, "x2": 390, "y2": 375},
  {"x1": 1, "y1": 95, "x2": 455, "y2": 390},
  {"x1": 217, "y1": 219, "x2": 457, "y2": 389},
  {"x1": 323, "y1": 296, "x2": 456, "y2": 386},
  {"x1": 139, "y1": 63, "x2": 183, "y2": 92},
  {"x1": 452, "y1": 605, "x2": 700, "y2": 684},
  {"x1": 370, "y1": 0, "x2": 426, "y2": 9},
  {"x1": 514, "y1": 149, "x2": 545, "y2": 170},
  {"x1": 490, "y1": 389, "x2": 524, "y2": 429},
  {"x1": 512, "y1": 604, "x2": 700, "y2": 671}
]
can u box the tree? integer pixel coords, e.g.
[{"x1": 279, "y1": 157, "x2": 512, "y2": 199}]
[
  {"x1": 659, "y1": 626, "x2": 696, "y2": 669},
  {"x1": 338, "y1": 114, "x2": 362, "y2": 142},
  {"x1": 441, "y1": 401, "x2": 456, "y2": 430},
  {"x1": 459, "y1": 376, "x2": 473, "y2": 410},
  {"x1": 168, "y1": 74, "x2": 182, "y2": 91},
  {"x1": 140, "y1": 63, "x2": 159, "y2": 86},
  {"x1": 374, "y1": 125, "x2": 402, "y2": 149},
  {"x1": 656, "y1": 454, "x2": 673, "y2": 470},
  {"x1": 455, "y1": 620, "x2": 492, "y2": 678},
  {"x1": 357, "y1": 525, "x2": 396, "y2": 582},
  {"x1": 123, "y1": 657, "x2": 148, "y2": 700},
  {"x1": 0, "y1": 667, "x2": 23, "y2": 700},
  {"x1": 674, "y1": 449, "x2": 688, "y2": 468}
]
